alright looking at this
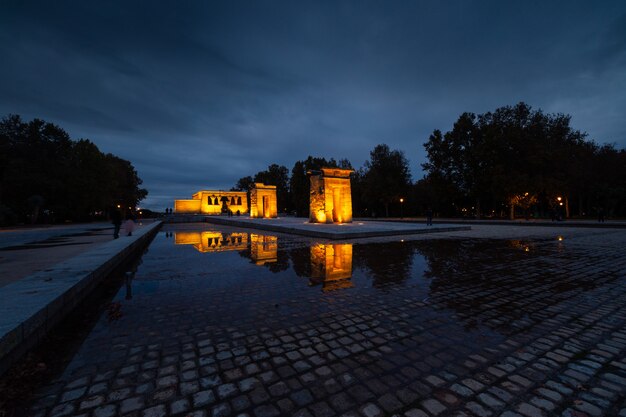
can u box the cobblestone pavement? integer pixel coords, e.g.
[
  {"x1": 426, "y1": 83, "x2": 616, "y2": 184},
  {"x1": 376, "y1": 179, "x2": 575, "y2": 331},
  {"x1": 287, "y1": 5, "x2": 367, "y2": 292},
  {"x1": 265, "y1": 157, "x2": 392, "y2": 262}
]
[{"x1": 23, "y1": 225, "x2": 626, "y2": 416}]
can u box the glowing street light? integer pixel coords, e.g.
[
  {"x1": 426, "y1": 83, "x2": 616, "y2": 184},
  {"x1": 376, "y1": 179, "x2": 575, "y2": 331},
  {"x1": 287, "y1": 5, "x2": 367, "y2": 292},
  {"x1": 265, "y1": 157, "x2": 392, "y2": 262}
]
[{"x1": 400, "y1": 198, "x2": 404, "y2": 219}]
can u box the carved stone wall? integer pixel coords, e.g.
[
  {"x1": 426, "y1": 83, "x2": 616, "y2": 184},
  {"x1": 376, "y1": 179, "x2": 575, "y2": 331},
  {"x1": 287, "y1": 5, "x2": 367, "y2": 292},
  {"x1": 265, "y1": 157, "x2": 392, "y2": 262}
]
[
  {"x1": 250, "y1": 183, "x2": 278, "y2": 218},
  {"x1": 308, "y1": 168, "x2": 353, "y2": 223},
  {"x1": 174, "y1": 190, "x2": 248, "y2": 214}
]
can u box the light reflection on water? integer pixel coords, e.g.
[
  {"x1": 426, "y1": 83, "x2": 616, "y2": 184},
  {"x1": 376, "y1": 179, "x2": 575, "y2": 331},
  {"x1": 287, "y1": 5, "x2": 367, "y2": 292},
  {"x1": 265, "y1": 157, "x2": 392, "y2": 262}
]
[
  {"x1": 171, "y1": 230, "x2": 361, "y2": 292},
  {"x1": 168, "y1": 228, "x2": 424, "y2": 293},
  {"x1": 173, "y1": 230, "x2": 248, "y2": 252},
  {"x1": 123, "y1": 226, "x2": 600, "y2": 337},
  {"x1": 20, "y1": 224, "x2": 621, "y2": 417}
]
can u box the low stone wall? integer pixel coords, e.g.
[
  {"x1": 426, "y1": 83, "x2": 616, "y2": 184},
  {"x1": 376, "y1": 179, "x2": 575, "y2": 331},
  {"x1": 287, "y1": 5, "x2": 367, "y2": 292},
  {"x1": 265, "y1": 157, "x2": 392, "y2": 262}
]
[{"x1": 0, "y1": 221, "x2": 162, "y2": 376}]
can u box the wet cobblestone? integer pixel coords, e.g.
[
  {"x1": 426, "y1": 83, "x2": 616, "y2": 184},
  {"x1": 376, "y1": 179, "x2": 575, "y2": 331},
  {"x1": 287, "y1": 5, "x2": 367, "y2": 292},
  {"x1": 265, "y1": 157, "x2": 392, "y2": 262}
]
[{"x1": 21, "y1": 226, "x2": 626, "y2": 416}]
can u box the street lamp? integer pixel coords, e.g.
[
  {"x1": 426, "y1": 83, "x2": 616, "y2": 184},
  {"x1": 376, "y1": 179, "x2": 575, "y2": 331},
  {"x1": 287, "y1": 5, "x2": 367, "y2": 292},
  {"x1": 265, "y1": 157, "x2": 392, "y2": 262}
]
[{"x1": 400, "y1": 198, "x2": 404, "y2": 219}]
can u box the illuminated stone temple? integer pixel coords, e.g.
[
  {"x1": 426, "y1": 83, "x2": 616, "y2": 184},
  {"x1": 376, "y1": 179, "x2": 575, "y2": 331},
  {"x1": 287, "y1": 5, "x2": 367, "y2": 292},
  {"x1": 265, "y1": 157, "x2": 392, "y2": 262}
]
[
  {"x1": 308, "y1": 168, "x2": 354, "y2": 223},
  {"x1": 174, "y1": 190, "x2": 248, "y2": 215},
  {"x1": 250, "y1": 183, "x2": 278, "y2": 218}
]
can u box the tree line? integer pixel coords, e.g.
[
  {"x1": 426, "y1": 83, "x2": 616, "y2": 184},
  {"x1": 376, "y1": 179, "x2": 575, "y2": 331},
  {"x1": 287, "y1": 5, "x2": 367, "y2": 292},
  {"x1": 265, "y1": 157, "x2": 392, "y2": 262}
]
[
  {"x1": 0, "y1": 115, "x2": 147, "y2": 225},
  {"x1": 233, "y1": 146, "x2": 415, "y2": 218},
  {"x1": 421, "y1": 102, "x2": 625, "y2": 219},
  {"x1": 235, "y1": 102, "x2": 625, "y2": 219}
]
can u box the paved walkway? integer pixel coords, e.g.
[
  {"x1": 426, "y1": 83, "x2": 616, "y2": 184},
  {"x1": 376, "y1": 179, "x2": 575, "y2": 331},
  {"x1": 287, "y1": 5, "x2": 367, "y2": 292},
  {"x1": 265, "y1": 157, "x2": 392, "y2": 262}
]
[
  {"x1": 8, "y1": 223, "x2": 625, "y2": 417},
  {"x1": 372, "y1": 217, "x2": 626, "y2": 229},
  {"x1": 0, "y1": 221, "x2": 162, "y2": 377},
  {"x1": 0, "y1": 223, "x2": 115, "y2": 288},
  {"x1": 200, "y1": 217, "x2": 470, "y2": 239}
]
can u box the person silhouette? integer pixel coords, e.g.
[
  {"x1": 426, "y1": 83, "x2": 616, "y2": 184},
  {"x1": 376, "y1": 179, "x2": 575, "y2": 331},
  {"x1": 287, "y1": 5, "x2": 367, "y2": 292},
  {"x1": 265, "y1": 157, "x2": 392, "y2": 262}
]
[
  {"x1": 111, "y1": 207, "x2": 122, "y2": 239},
  {"x1": 425, "y1": 207, "x2": 433, "y2": 226},
  {"x1": 598, "y1": 207, "x2": 605, "y2": 223}
]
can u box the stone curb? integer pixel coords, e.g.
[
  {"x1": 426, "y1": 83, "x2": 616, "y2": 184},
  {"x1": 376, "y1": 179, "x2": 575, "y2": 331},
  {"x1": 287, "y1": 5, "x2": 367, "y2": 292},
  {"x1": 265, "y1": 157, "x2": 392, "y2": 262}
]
[
  {"x1": 360, "y1": 218, "x2": 626, "y2": 229},
  {"x1": 199, "y1": 217, "x2": 471, "y2": 239},
  {"x1": 0, "y1": 221, "x2": 162, "y2": 376}
]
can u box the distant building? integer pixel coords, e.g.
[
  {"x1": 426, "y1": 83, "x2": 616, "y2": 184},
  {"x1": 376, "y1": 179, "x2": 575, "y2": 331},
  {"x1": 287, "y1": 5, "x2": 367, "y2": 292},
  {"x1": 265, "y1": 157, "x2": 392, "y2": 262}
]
[
  {"x1": 308, "y1": 168, "x2": 354, "y2": 223},
  {"x1": 250, "y1": 183, "x2": 278, "y2": 218},
  {"x1": 174, "y1": 190, "x2": 248, "y2": 215}
]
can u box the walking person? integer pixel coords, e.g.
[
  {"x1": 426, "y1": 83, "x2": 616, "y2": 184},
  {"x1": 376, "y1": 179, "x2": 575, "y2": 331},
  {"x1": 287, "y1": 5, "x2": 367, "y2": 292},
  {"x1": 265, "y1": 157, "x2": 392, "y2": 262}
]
[
  {"x1": 425, "y1": 207, "x2": 433, "y2": 226},
  {"x1": 598, "y1": 207, "x2": 605, "y2": 223},
  {"x1": 123, "y1": 212, "x2": 136, "y2": 236},
  {"x1": 112, "y1": 207, "x2": 122, "y2": 239}
]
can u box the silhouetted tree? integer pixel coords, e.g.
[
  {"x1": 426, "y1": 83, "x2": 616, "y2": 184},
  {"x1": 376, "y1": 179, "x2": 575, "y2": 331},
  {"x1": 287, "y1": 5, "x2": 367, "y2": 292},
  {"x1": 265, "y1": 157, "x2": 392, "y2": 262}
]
[
  {"x1": 232, "y1": 176, "x2": 254, "y2": 192},
  {"x1": 289, "y1": 156, "x2": 346, "y2": 217},
  {"x1": 420, "y1": 102, "x2": 621, "y2": 219},
  {"x1": 413, "y1": 173, "x2": 461, "y2": 217},
  {"x1": 361, "y1": 144, "x2": 412, "y2": 217},
  {"x1": 590, "y1": 145, "x2": 626, "y2": 217},
  {"x1": 253, "y1": 164, "x2": 290, "y2": 213},
  {"x1": 0, "y1": 114, "x2": 147, "y2": 224}
]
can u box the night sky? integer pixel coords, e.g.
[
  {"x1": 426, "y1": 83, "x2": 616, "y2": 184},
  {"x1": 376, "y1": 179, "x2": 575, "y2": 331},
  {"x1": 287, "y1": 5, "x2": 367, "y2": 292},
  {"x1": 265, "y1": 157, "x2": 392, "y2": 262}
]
[{"x1": 2, "y1": 1, "x2": 625, "y2": 210}]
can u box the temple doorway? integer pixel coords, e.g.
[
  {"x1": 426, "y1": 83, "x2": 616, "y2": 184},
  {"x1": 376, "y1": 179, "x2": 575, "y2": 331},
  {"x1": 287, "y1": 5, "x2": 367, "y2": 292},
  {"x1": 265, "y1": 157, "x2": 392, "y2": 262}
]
[
  {"x1": 262, "y1": 196, "x2": 269, "y2": 217},
  {"x1": 332, "y1": 188, "x2": 341, "y2": 223}
]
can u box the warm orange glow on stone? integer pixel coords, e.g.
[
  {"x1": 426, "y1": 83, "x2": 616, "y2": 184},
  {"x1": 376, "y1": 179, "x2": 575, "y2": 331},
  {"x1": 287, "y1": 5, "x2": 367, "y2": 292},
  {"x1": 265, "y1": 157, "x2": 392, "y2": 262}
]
[
  {"x1": 250, "y1": 183, "x2": 278, "y2": 218},
  {"x1": 308, "y1": 168, "x2": 354, "y2": 223},
  {"x1": 174, "y1": 231, "x2": 279, "y2": 265},
  {"x1": 315, "y1": 211, "x2": 326, "y2": 223},
  {"x1": 174, "y1": 231, "x2": 248, "y2": 252},
  {"x1": 174, "y1": 199, "x2": 202, "y2": 213},
  {"x1": 250, "y1": 233, "x2": 278, "y2": 264},
  {"x1": 174, "y1": 190, "x2": 248, "y2": 214},
  {"x1": 310, "y1": 243, "x2": 353, "y2": 291}
]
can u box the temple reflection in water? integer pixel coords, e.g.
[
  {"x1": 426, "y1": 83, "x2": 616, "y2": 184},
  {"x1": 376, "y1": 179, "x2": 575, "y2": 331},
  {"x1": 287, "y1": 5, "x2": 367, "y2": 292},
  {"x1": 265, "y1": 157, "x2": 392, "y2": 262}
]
[
  {"x1": 310, "y1": 243, "x2": 353, "y2": 291},
  {"x1": 172, "y1": 231, "x2": 354, "y2": 292},
  {"x1": 250, "y1": 234, "x2": 278, "y2": 265},
  {"x1": 174, "y1": 231, "x2": 248, "y2": 253},
  {"x1": 173, "y1": 231, "x2": 277, "y2": 265}
]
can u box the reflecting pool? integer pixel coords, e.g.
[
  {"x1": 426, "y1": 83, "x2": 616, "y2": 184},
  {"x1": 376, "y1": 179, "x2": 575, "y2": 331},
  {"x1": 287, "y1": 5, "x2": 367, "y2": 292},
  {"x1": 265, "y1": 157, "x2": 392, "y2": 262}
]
[
  {"x1": 158, "y1": 226, "x2": 430, "y2": 297},
  {"x1": 20, "y1": 224, "x2": 626, "y2": 417}
]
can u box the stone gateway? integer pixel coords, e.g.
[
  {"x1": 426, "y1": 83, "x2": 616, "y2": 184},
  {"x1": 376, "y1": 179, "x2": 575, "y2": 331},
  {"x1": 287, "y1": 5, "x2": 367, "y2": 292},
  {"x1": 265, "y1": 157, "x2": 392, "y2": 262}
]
[
  {"x1": 308, "y1": 168, "x2": 354, "y2": 223},
  {"x1": 250, "y1": 183, "x2": 278, "y2": 218}
]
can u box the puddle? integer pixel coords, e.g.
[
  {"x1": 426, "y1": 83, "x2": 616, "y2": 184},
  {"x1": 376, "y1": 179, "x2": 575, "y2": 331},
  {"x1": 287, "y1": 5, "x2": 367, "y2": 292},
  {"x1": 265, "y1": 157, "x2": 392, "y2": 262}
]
[
  {"x1": 13, "y1": 224, "x2": 623, "y2": 417},
  {"x1": 93, "y1": 226, "x2": 611, "y2": 339}
]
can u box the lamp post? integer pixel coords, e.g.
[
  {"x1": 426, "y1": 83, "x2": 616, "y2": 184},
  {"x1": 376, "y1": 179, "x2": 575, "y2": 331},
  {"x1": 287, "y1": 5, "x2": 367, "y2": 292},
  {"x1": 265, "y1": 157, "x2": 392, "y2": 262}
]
[{"x1": 400, "y1": 198, "x2": 404, "y2": 219}]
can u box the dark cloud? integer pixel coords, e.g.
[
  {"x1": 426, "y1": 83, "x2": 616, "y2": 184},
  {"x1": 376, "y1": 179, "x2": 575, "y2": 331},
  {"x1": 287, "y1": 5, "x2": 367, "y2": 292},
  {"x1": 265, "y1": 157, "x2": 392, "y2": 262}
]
[{"x1": 1, "y1": 1, "x2": 625, "y2": 209}]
